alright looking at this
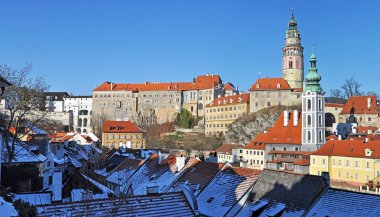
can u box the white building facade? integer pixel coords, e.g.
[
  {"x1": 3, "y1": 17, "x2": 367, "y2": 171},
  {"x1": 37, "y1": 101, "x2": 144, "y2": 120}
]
[{"x1": 64, "y1": 96, "x2": 92, "y2": 133}]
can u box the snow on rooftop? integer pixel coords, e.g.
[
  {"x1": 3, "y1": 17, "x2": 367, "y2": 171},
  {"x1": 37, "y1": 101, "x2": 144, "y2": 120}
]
[
  {"x1": 14, "y1": 192, "x2": 52, "y2": 206},
  {"x1": 197, "y1": 167, "x2": 261, "y2": 217},
  {"x1": 1, "y1": 138, "x2": 44, "y2": 164},
  {"x1": 0, "y1": 196, "x2": 18, "y2": 217},
  {"x1": 81, "y1": 174, "x2": 115, "y2": 196},
  {"x1": 25, "y1": 123, "x2": 47, "y2": 135},
  {"x1": 306, "y1": 189, "x2": 380, "y2": 216},
  {"x1": 36, "y1": 192, "x2": 195, "y2": 217},
  {"x1": 125, "y1": 155, "x2": 196, "y2": 196}
]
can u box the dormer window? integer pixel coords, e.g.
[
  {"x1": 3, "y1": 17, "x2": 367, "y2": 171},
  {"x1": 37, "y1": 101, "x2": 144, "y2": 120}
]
[
  {"x1": 277, "y1": 83, "x2": 281, "y2": 88},
  {"x1": 256, "y1": 84, "x2": 260, "y2": 88},
  {"x1": 365, "y1": 149, "x2": 373, "y2": 157},
  {"x1": 207, "y1": 197, "x2": 215, "y2": 203}
]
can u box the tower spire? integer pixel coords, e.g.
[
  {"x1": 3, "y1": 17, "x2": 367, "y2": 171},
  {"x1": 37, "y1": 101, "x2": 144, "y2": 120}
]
[{"x1": 305, "y1": 49, "x2": 322, "y2": 93}]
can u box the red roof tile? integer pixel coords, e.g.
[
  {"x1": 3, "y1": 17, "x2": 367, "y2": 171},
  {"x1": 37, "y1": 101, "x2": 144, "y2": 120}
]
[
  {"x1": 357, "y1": 126, "x2": 378, "y2": 134},
  {"x1": 206, "y1": 93, "x2": 250, "y2": 107},
  {"x1": 215, "y1": 144, "x2": 244, "y2": 154},
  {"x1": 251, "y1": 111, "x2": 302, "y2": 145},
  {"x1": 340, "y1": 96, "x2": 379, "y2": 115},
  {"x1": 224, "y1": 82, "x2": 236, "y2": 91},
  {"x1": 102, "y1": 120, "x2": 144, "y2": 133},
  {"x1": 93, "y1": 74, "x2": 222, "y2": 92},
  {"x1": 293, "y1": 158, "x2": 310, "y2": 166},
  {"x1": 313, "y1": 140, "x2": 380, "y2": 159},
  {"x1": 244, "y1": 139, "x2": 266, "y2": 150},
  {"x1": 325, "y1": 103, "x2": 345, "y2": 108},
  {"x1": 249, "y1": 78, "x2": 293, "y2": 91}
]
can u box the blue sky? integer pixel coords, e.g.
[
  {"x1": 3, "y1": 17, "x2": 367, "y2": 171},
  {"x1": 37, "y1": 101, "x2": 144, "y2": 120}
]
[{"x1": 0, "y1": 1, "x2": 379, "y2": 95}]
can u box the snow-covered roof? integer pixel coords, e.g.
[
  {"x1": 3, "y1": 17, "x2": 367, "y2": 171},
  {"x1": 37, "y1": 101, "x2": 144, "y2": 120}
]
[
  {"x1": 197, "y1": 166, "x2": 261, "y2": 217},
  {"x1": 1, "y1": 138, "x2": 45, "y2": 164},
  {"x1": 235, "y1": 169, "x2": 327, "y2": 217},
  {"x1": 105, "y1": 158, "x2": 144, "y2": 193},
  {"x1": 0, "y1": 196, "x2": 18, "y2": 217},
  {"x1": 81, "y1": 174, "x2": 115, "y2": 196},
  {"x1": 125, "y1": 154, "x2": 196, "y2": 196},
  {"x1": 14, "y1": 192, "x2": 52, "y2": 206},
  {"x1": 36, "y1": 191, "x2": 195, "y2": 217},
  {"x1": 306, "y1": 189, "x2": 380, "y2": 216},
  {"x1": 25, "y1": 123, "x2": 47, "y2": 135}
]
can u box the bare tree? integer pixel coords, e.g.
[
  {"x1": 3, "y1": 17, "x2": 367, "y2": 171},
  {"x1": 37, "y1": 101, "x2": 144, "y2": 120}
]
[
  {"x1": 341, "y1": 77, "x2": 362, "y2": 99},
  {"x1": 330, "y1": 89, "x2": 343, "y2": 98},
  {"x1": 0, "y1": 64, "x2": 49, "y2": 163}
]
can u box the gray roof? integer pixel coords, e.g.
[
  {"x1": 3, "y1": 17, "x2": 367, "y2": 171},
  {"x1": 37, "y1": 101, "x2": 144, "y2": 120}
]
[
  {"x1": 0, "y1": 75, "x2": 11, "y2": 86},
  {"x1": 306, "y1": 188, "x2": 380, "y2": 217},
  {"x1": 36, "y1": 191, "x2": 195, "y2": 217},
  {"x1": 236, "y1": 169, "x2": 327, "y2": 216}
]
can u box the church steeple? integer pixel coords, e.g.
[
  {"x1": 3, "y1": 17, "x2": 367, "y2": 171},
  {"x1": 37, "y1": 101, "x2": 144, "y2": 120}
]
[
  {"x1": 282, "y1": 9, "x2": 304, "y2": 89},
  {"x1": 305, "y1": 49, "x2": 323, "y2": 93}
]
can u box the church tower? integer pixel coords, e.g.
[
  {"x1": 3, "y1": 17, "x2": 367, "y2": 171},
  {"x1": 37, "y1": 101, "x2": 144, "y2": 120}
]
[
  {"x1": 282, "y1": 10, "x2": 304, "y2": 89},
  {"x1": 302, "y1": 50, "x2": 325, "y2": 151}
]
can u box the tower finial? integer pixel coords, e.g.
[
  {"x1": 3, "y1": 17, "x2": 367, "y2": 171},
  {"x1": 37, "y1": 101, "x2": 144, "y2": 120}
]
[{"x1": 291, "y1": 8, "x2": 294, "y2": 20}]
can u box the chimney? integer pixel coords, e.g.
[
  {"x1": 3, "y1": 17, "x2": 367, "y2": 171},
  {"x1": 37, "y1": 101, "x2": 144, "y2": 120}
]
[
  {"x1": 158, "y1": 151, "x2": 162, "y2": 165},
  {"x1": 352, "y1": 127, "x2": 358, "y2": 134},
  {"x1": 365, "y1": 138, "x2": 369, "y2": 143},
  {"x1": 176, "y1": 155, "x2": 186, "y2": 172},
  {"x1": 284, "y1": 111, "x2": 289, "y2": 127},
  {"x1": 368, "y1": 129, "x2": 373, "y2": 135},
  {"x1": 293, "y1": 110, "x2": 299, "y2": 126},
  {"x1": 368, "y1": 97, "x2": 372, "y2": 109},
  {"x1": 338, "y1": 135, "x2": 342, "y2": 140},
  {"x1": 110, "y1": 82, "x2": 113, "y2": 91},
  {"x1": 321, "y1": 172, "x2": 330, "y2": 186}
]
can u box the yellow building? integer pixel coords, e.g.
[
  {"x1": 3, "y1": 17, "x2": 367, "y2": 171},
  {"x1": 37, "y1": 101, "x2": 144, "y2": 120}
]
[
  {"x1": 102, "y1": 120, "x2": 146, "y2": 149},
  {"x1": 310, "y1": 140, "x2": 380, "y2": 188},
  {"x1": 205, "y1": 93, "x2": 250, "y2": 136},
  {"x1": 243, "y1": 137, "x2": 266, "y2": 170}
]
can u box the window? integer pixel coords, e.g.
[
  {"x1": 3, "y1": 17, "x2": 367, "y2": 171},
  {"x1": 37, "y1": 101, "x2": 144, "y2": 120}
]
[
  {"x1": 368, "y1": 117, "x2": 372, "y2": 121},
  {"x1": 346, "y1": 160, "x2": 349, "y2": 166},
  {"x1": 267, "y1": 102, "x2": 271, "y2": 107},
  {"x1": 322, "y1": 159, "x2": 325, "y2": 165},
  {"x1": 355, "y1": 161, "x2": 358, "y2": 167},
  {"x1": 355, "y1": 173, "x2": 358, "y2": 179},
  {"x1": 338, "y1": 171, "x2": 341, "y2": 177},
  {"x1": 307, "y1": 99, "x2": 311, "y2": 110},
  {"x1": 338, "y1": 160, "x2": 341, "y2": 165},
  {"x1": 367, "y1": 162, "x2": 370, "y2": 168},
  {"x1": 289, "y1": 61, "x2": 293, "y2": 69},
  {"x1": 307, "y1": 131, "x2": 311, "y2": 141},
  {"x1": 283, "y1": 147, "x2": 287, "y2": 151},
  {"x1": 307, "y1": 115, "x2": 312, "y2": 126}
]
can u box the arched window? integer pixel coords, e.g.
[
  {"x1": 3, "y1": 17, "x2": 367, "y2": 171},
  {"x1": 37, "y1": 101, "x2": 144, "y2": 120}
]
[
  {"x1": 307, "y1": 99, "x2": 311, "y2": 110},
  {"x1": 319, "y1": 99, "x2": 322, "y2": 110},
  {"x1": 272, "y1": 147, "x2": 275, "y2": 151},
  {"x1": 307, "y1": 115, "x2": 312, "y2": 126},
  {"x1": 319, "y1": 115, "x2": 322, "y2": 126},
  {"x1": 83, "y1": 118, "x2": 87, "y2": 127},
  {"x1": 78, "y1": 118, "x2": 82, "y2": 127},
  {"x1": 289, "y1": 61, "x2": 293, "y2": 69},
  {"x1": 295, "y1": 147, "x2": 299, "y2": 151},
  {"x1": 320, "y1": 130, "x2": 323, "y2": 142},
  {"x1": 283, "y1": 147, "x2": 287, "y2": 151},
  {"x1": 307, "y1": 131, "x2": 311, "y2": 141}
]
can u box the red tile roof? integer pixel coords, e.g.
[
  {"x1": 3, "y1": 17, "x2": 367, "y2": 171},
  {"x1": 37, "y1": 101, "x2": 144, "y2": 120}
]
[
  {"x1": 326, "y1": 134, "x2": 338, "y2": 140},
  {"x1": 249, "y1": 78, "x2": 293, "y2": 91},
  {"x1": 102, "y1": 120, "x2": 144, "y2": 133},
  {"x1": 340, "y1": 96, "x2": 379, "y2": 115},
  {"x1": 325, "y1": 103, "x2": 345, "y2": 108},
  {"x1": 93, "y1": 74, "x2": 222, "y2": 92},
  {"x1": 313, "y1": 140, "x2": 380, "y2": 159},
  {"x1": 293, "y1": 158, "x2": 310, "y2": 166},
  {"x1": 206, "y1": 93, "x2": 250, "y2": 107},
  {"x1": 215, "y1": 144, "x2": 244, "y2": 154},
  {"x1": 251, "y1": 111, "x2": 302, "y2": 145},
  {"x1": 244, "y1": 139, "x2": 266, "y2": 150},
  {"x1": 357, "y1": 126, "x2": 378, "y2": 134},
  {"x1": 224, "y1": 82, "x2": 236, "y2": 91},
  {"x1": 268, "y1": 150, "x2": 312, "y2": 155}
]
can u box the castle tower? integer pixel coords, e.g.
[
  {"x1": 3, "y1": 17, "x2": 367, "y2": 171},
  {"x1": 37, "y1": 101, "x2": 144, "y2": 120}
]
[
  {"x1": 282, "y1": 10, "x2": 304, "y2": 89},
  {"x1": 301, "y1": 50, "x2": 325, "y2": 151}
]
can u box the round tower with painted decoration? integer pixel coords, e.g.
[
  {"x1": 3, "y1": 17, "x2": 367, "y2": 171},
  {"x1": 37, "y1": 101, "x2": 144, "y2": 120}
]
[{"x1": 282, "y1": 9, "x2": 304, "y2": 89}]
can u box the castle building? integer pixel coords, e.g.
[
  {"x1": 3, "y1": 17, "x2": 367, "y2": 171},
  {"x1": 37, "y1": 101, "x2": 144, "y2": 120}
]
[
  {"x1": 249, "y1": 11, "x2": 303, "y2": 113},
  {"x1": 282, "y1": 10, "x2": 304, "y2": 89},
  {"x1": 205, "y1": 93, "x2": 250, "y2": 136},
  {"x1": 92, "y1": 74, "x2": 226, "y2": 125},
  {"x1": 64, "y1": 95, "x2": 92, "y2": 133},
  {"x1": 302, "y1": 51, "x2": 326, "y2": 151}
]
